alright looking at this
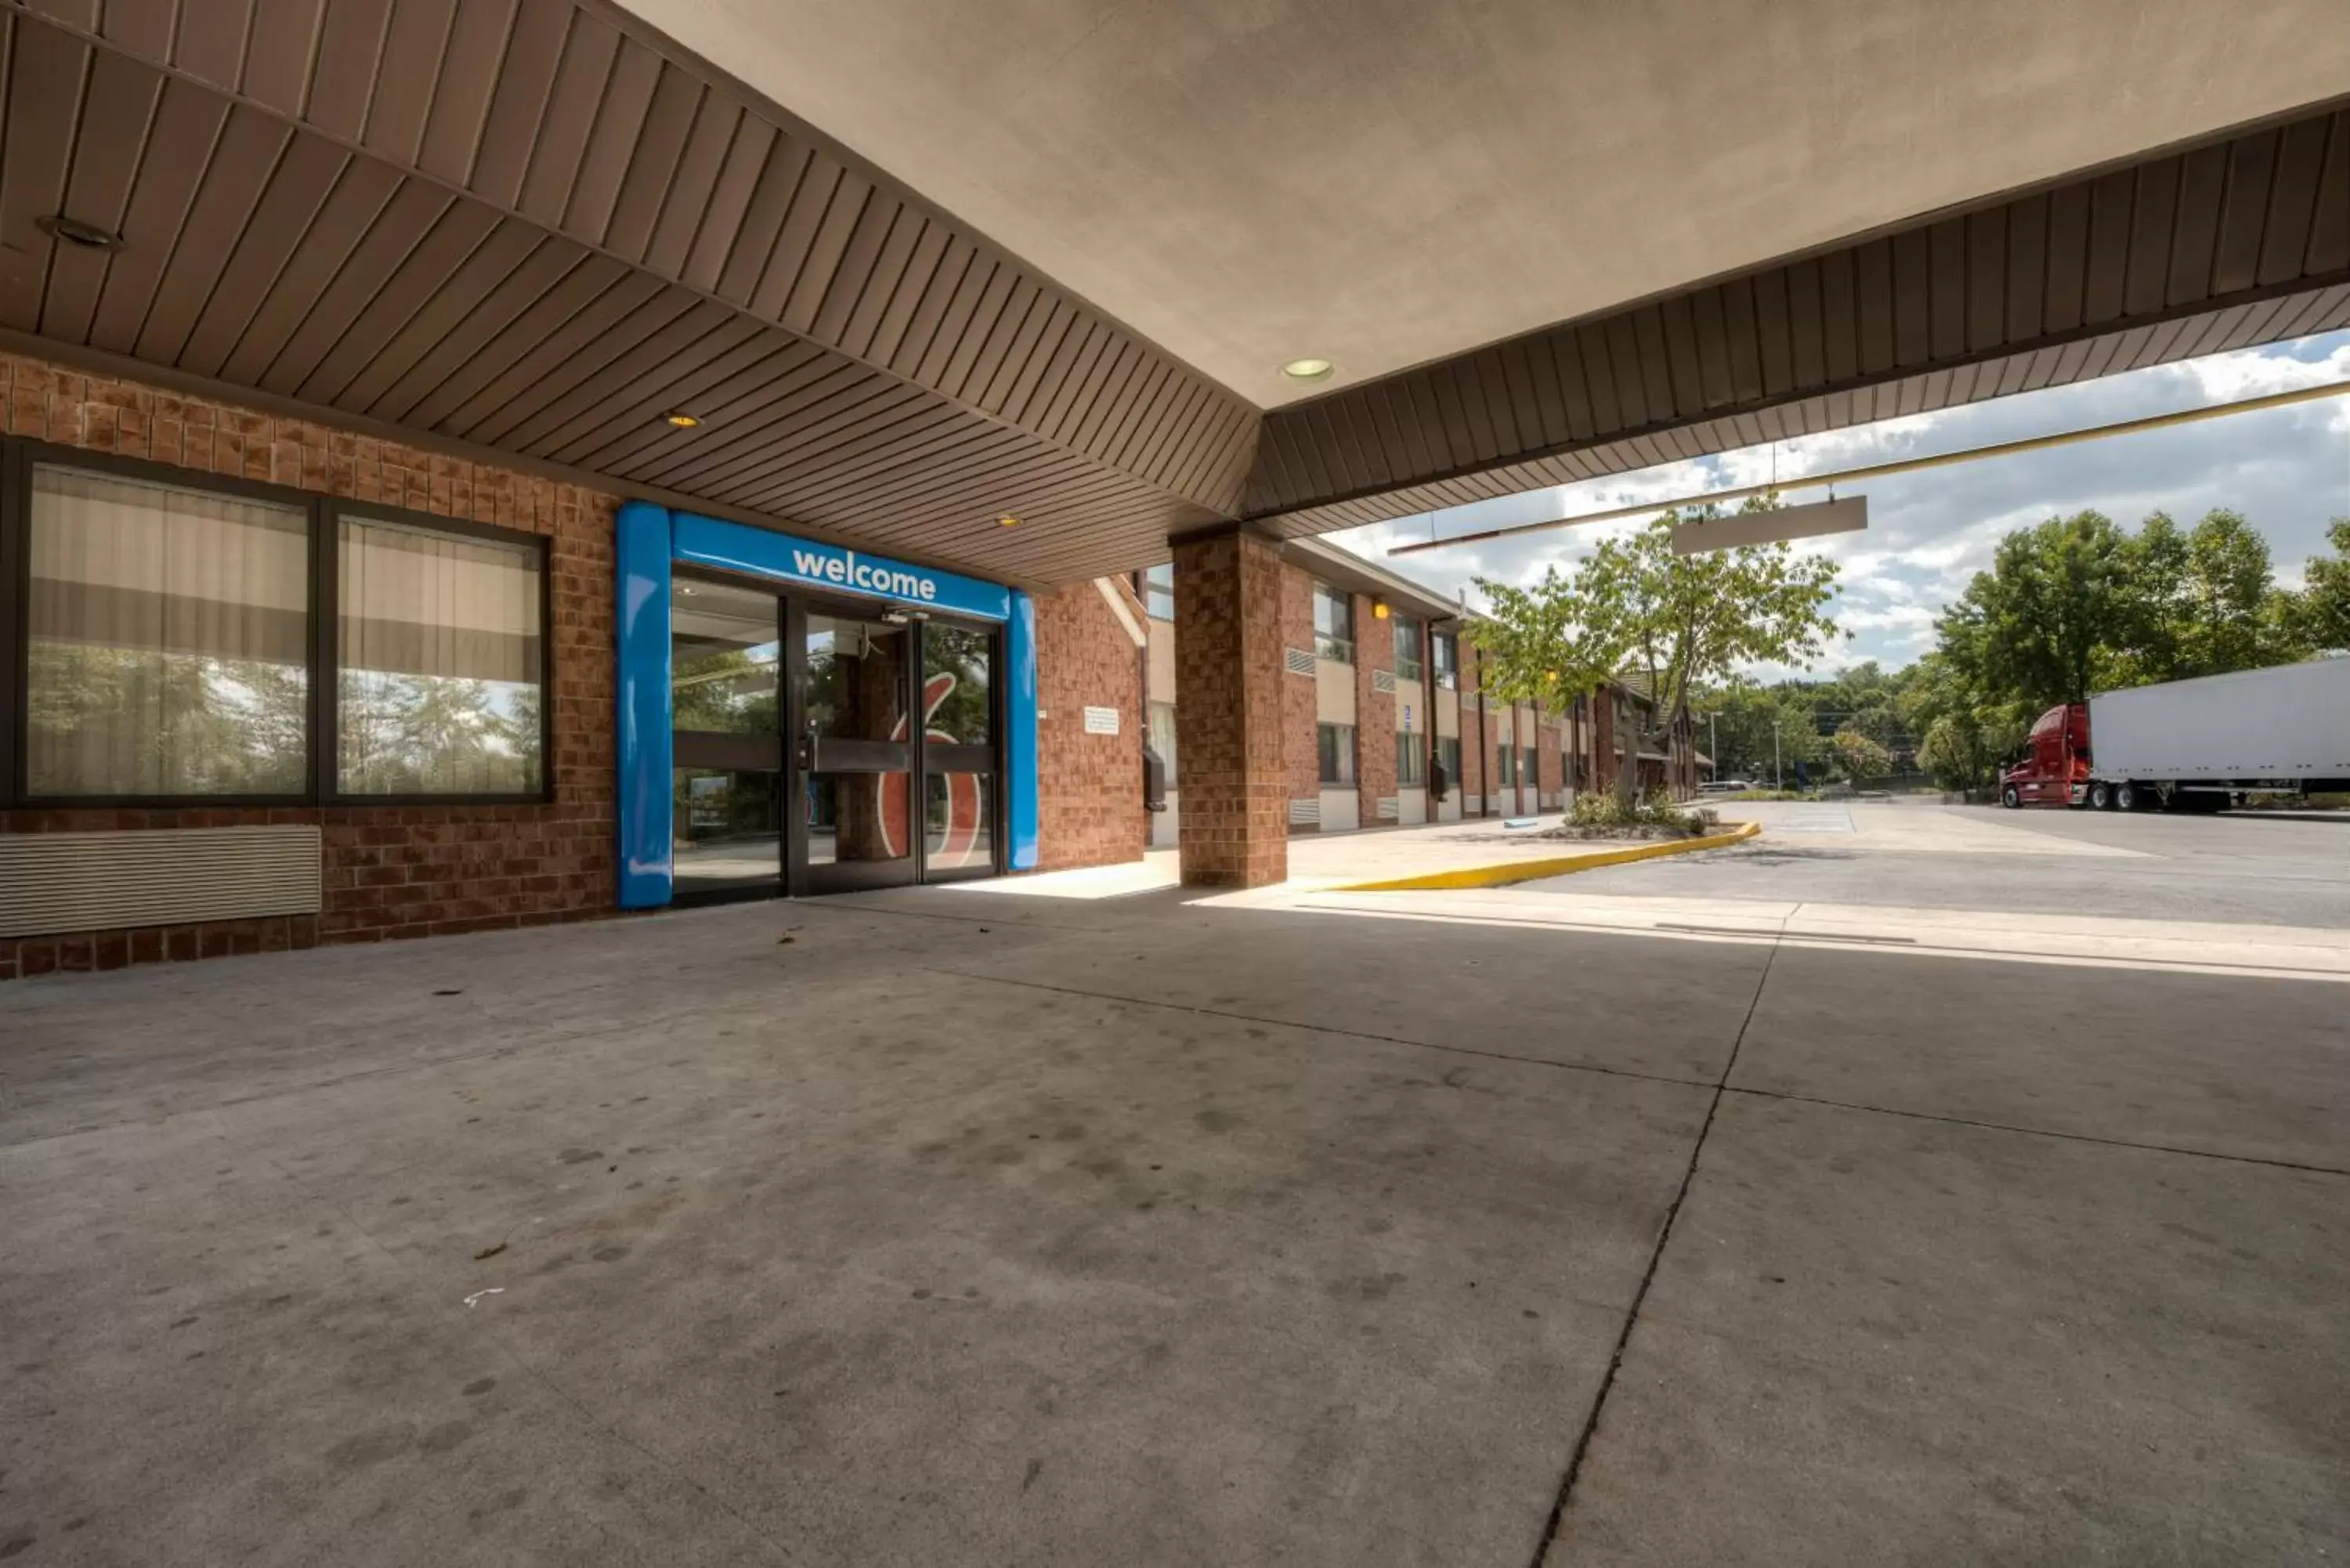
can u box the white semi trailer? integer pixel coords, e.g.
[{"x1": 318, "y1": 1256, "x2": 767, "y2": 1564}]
[{"x1": 2000, "y1": 658, "x2": 2350, "y2": 811}]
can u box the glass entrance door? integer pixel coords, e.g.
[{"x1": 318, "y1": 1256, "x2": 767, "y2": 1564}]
[
  {"x1": 790, "y1": 605, "x2": 918, "y2": 895},
  {"x1": 669, "y1": 570, "x2": 1003, "y2": 902}
]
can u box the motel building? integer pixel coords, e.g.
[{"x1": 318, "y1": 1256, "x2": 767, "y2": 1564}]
[{"x1": 1139, "y1": 538, "x2": 1707, "y2": 851}]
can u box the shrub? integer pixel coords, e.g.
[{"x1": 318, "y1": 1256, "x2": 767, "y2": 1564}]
[{"x1": 1569, "y1": 792, "x2": 1718, "y2": 833}]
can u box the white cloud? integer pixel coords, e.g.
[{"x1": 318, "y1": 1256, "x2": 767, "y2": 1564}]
[{"x1": 1331, "y1": 330, "x2": 2350, "y2": 669}]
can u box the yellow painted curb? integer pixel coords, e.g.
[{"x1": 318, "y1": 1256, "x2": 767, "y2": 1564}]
[{"x1": 1330, "y1": 818, "x2": 1762, "y2": 893}]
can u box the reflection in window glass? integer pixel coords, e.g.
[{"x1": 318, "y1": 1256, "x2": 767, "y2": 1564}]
[
  {"x1": 921, "y1": 622, "x2": 992, "y2": 745},
  {"x1": 1395, "y1": 732, "x2": 1425, "y2": 786},
  {"x1": 1436, "y1": 736, "x2": 1462, "y2": 787},
  {"x1": 26, "y1": 464, "x2": 310, "y2": 797},
  {"x1": 1148, "y1": 701, "x2": 1178, "y2": 782},
  {"x1": 1317, "y1": 723, "x2": 1356, "y2": 786},
  {"x1": 1311, "y1": 583, "x2": 1354, "y2": 662},
  {"x1": 805, "y1": 615, "x2": 906, "y2": 742},
  {"x1": 1391, "y1": 614, "x2": 1423, "y2": 681},
  {"x1": 670, "y1": 579, "x2": 779, "y2": 734},
  {"x1": 1432, "y1": 632, "x2": 1458, "y2": 690},
  {"x1": 671, "y1": 768, "x2": 780, "y2": 892},
  {"x1": 925, "y1": 772, "x2": 994, "y2": 869},
  {"x1": 1142, "y1": 562, "x2": 1174, "y2": 620},
  {"x1": 804, "y1": 771, "x2": 911, "y2": 864},
  {"x1": 339, "y1": 516, "x2": 544, "y2": 794}
]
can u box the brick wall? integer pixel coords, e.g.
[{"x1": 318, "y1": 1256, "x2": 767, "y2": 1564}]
[
  {"x1": 1353, "y1": 594, "x2": 1396, "y2": 827},
  {"x1": 1172, "y1": 533, "x2": 1288, "y2": 887},
  {"x1": 1029, "y1": 580, "x2": 1146, "y2": 873},
  {"x1": 0, "y1": 352, "x2": 617, "y2": 978},
  {"x1": 1457, "y1": 642, "x2": 1487, "y2": 811},
  {"x1": 1538, "y1": 716, "x2": 1564, "y2": 806},
  {"x1": 1278, "y1": 563, "x2": 1318, "y2": 823}
]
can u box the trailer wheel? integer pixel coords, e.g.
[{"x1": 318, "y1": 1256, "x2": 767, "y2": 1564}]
[
  {"x1": 2090, "y1": 781, "x2": 2114, "y2": 811},
  {"x1": 2116, "y1": 782, "x2": 2140, "y2": 811},
  {"x1": 2000, "y1": 784, "x2": 2020, "y2": 809}
]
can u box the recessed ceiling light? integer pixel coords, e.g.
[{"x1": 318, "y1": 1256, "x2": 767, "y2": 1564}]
[
  {"x1": 1280, "y1": 357, "x2": 1334, "y2": 383},
  {"x1": 663, "y1": 410, "x2": 702, "y2": 428},
  {"x1": 996, "y1": 515, "x2": 1020, "y2": 528},
  {"x1": 678, "y1": 585, "x2": 697, "y2": 595},
  {"x1": 37, "y1": 214, "x2": 125, "y2": 252}
]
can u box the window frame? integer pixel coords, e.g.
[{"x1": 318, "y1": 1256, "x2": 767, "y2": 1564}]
[
  {"x1": 2, "y1": 439, "x2": 555, "y2": 809},
  {"x1": 1394, "y1": 730, "x2": 1425, "y2": 786},
  {"x1": 1140, "y1": 562, "x2": 1174, "y2": 621},
  {"x1": 1390, "y1": 613, "x2": 1423, "y2": 682},
  {"x1": 1316, "y1": 721, "x2": 1357, "y2": 786},
  {"x1": 1311, "y1": 580, "x2": 1354, "y2": 663},
  {"x1": 1430, "y1": 630, "x2": 1458, "y2": 689}
]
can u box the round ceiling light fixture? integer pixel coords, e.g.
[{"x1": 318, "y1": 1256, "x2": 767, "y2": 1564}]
[
  {"x1": 996, "y1": 515, "x2": 1020, "y2": 528},
  {"x1": 662, "y1": 410, "x2": 702, "y2": 428},
  {"x1": 37, "y1": 214, "x2": 125, "y2": 252},
  {"x1": 1279, "y1": 357, "x2": 1335, "y2": 384}
]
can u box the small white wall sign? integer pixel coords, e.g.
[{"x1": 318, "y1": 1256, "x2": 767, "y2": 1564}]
[{"x1": 1083, "y1": 706, "x2": 1121, "y2": 735}]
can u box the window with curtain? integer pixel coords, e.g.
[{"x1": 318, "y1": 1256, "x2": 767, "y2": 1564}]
[
  {"x1": 1394, "y1": 731, "x2": 1425, "y2": 785},
  {"x1": 1391, "y1": 614, "x2": 1423, "y2": 681},
  {"x1": 1148, "y1": 701, "x2": 1178, "y2": 781},
  {"x1": 24, "y1": 464, "x2": 311, "y2": 797},
  {"x1": 1317, "y1": 722, "x2": 1356, "y2": 786},
  {"x1": 1436, "y1": 736, "x2": 1461, "y2": 785},
  {"x1": 337, "y1": 515, "x2": 544, "y2": 796},
  {"x1": 1431, "y1": 631, "x2": 1458, "y2": 689}
]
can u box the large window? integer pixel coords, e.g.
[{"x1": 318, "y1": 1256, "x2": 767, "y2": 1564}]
[
  {"x1": 1141, "y1": 562, "x2": 1174, "y2": 621},
  {"x1": 8, "y1": 451, "x2": 548, "y2": 804},
  {"x1": 1395, "y1": 732, "x2": 1425, "y2": 786},
  {"x1": 1148, "y1": 700, "x2": 1178, "y2": 781},
  {"x1": 1495, "y1": 742, "x2": 1514, "y2": 793},
  {"x1": 24, "y1": 464, "x2": 310, "y2": 797},
  {"x1": 1311, "y1": 582, "x2": 1354, "y2": 663},
  {"x1": 1431, "y1": 630, "x2": 1458, "y2": 690},
  {"x1": 1317, "y1": 722, "x2": 1356, "y2": 786},
  {"x1": 1391, "y1": 614, "x2": 1423, "y2": 681},
  {"x1": 338, "y1": 516, "x2": 544, "y2": 795},
  {"x1": 1436, "y1": 736, "x2": 1461, "y2": 786}
]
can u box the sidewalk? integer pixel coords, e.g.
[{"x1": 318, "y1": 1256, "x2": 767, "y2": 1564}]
[{"x1": 959, "y1": 812, "x2": 1752, "y2": 900}]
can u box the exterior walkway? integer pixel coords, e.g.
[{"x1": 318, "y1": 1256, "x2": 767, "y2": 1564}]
[{"x1": 2, "y1": 878, "x2": 2342, "y2": 1564}]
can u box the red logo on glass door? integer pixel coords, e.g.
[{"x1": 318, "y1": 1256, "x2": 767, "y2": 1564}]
[{"x1": 881, "y1": 671, "x2": 985, "y2": 867}]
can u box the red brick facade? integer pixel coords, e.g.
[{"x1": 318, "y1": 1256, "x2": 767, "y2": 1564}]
[
  {"x1": 0, "y1": 354, "x2": 616, "y2": 979},
  {"x1": 1278, "y1": 563, "x2": 1319, "y2": 818},
  {"x1": 1538, "y1": 717, "x2": 1564, "y2": 807},
  {"x1": 1172, "y1": 533, "x2": 1288, "y2": 887},
  {"x1": 1030, "y1": 580, "x2": 1147, "y2": 873},
  {"x1": 1353, "y1": 594, "x2": 1397, "y2": 828}
]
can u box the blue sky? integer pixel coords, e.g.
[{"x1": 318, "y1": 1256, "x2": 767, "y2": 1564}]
[{"x1": 1327, "y1": 331, "x2": 2350, "y2": 678}]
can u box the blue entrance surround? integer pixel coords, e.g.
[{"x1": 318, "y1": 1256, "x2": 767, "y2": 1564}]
[{"x1": 616, "y1": 502, "x2": 1039, "y2": 908}]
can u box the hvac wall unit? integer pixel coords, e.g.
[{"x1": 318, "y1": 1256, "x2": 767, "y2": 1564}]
[
  {"x1": 1371, "y1": 670, "x2": 1397, "y2": 695},
  {"x1": 1284, "y1": 648, "x2": 1317, "y2": 677},
  {"x1": 1376, "y1": 797, "x2": 1400, "y2": 821},
  {"x1": 1287, "y1": 798, "x2": 1320, "y2": 827},
  {"x1": 0, "y1": 827, "x2": 324, "y2": 938}
]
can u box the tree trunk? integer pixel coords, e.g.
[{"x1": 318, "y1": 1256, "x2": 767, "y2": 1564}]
[{"x1": 1615, "y1": 717, "x2": 1640, "y2": 809}]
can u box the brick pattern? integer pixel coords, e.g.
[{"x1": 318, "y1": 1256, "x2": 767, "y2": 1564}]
[
  {"x1": 1353, "y1": 594, "x2": 1396, "y2": 827},
  {"x1": 1173, "y1": 533, "x2": 1287, "y2": 887},
  {"x1": 0, "y1": 352, "x2": 618, "y2": 978},
  {"x1": 1538, "y1": 717, "x2": 1564, "y2": 807},
  {"x1": 1030, "y1": 581, "x2": 1146, "y2": 873},
  {"x1": 1457, "y1": 643, "x2": 1488, "y2": 812},
  {"x1": 1278, "y1": 563, "x2": 1318, "y2": 818}
]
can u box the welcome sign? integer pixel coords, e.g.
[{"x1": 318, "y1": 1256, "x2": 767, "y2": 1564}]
[{"x1": 671, "y1": 512, "x2": 1013, "y2": 622}]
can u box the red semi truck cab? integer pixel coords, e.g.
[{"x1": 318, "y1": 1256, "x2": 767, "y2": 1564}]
[{"x1": 2000, "y1": 703, "x2": 2090, "y2": 808}]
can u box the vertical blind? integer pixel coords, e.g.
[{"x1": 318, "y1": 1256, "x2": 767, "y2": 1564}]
[{"x1": 25, "y1": 464, "x2": 310, "y2": 796}]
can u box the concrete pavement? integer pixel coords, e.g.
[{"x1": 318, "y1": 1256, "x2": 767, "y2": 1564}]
[{"x1": 2, "y1": 862, "x2": 2344, "y2": 1565}]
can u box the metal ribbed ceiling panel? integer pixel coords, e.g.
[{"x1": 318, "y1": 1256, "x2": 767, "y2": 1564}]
[{"x1": 1248, "y1": 102, "x2": 2350, "y2": 535}]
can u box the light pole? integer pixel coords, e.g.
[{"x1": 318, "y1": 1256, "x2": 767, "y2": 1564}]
[{"x1": 1773, "y1": 721, "x2": 1783, "y2": 790}]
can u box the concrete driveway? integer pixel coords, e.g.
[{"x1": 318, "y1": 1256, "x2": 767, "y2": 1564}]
[{"x1": 2, "y1": 862, "x2": 2344, "y2": 1565}]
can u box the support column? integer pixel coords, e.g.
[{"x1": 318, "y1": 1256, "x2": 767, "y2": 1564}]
[{"x1": 1173, "y1": 530, "x2": 1288, "y2": 887}]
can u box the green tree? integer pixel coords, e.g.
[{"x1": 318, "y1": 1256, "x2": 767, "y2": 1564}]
[
  {"x1": 1830, "y1": 727, "x2": 1893, "y2": 786},
  {"x1": 2291, "y1": 518, "x2": 2350, "y2": 654},
  {"x1": 1472, "y1": 499, "x2": 1842, "y2": 805},
  {"x1": 1939, "y1": 511, "x2": 2136, "y2": 709}
]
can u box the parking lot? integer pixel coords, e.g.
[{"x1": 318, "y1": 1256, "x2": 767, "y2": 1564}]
[
  {"x1": 2, "y1": 807, "x2": 2345, "y2": 1565},
  {"x1": 1532, "y1": 798, "x2": 2350, "y2": 927}
]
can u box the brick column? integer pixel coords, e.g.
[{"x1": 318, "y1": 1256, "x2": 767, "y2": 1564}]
[
  {"x1": 1459, "y1": 643, "x2": 1486, "y2": 814},
  {"x1": 1538, "y1": 713, "x2": 1564, "y2": 808},
  {"x1": 1354, "y1": 594, "x2": 1396, "y2": 829},
  {"x1": 1173, "y1": 532, "x2": 1288, "y2": 887},
  {"x1": 1279, "y1": 564, "x2": 1318, "y2": 818}
]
